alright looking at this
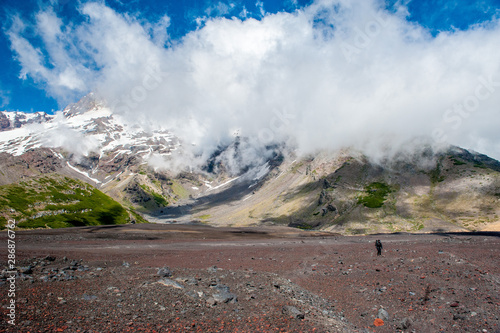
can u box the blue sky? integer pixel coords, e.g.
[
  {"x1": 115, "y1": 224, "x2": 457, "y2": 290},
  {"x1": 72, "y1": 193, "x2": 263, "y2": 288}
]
[
  {"x1": 1, "y1": 0, "x2": 499, "y2": 113},
  {"x1": 0, "y1": 0, "x2": 313, "y2": 112},
  {"x1": 1, "y1": 0, "x2": 500, "y2": 161}
]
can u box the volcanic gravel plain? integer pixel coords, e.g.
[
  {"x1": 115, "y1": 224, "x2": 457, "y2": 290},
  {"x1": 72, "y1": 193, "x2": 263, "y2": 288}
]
[{"x1": 1, "y1": 223, "x2": 500, "y2": 332}]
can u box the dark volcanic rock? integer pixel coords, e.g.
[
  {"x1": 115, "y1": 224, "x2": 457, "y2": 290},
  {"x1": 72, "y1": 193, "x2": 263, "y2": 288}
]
[
  {"x1": 21, "y1": 149, "x2": 62, "y2": 173},
  {"x1": 211, "y1": 284, "x2": 237, "y2": 304},
  {"x1": 0, "y1": 113, "x2": 10, "y2": 130},
  {"x1": 20, "y1": 266, "x2": 33, "y2": 275}
]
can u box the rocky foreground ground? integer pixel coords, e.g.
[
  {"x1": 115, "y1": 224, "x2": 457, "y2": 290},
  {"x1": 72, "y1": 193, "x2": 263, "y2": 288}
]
[{"x1": 1, "y1": 224, "x2": 500, "y2": 332}]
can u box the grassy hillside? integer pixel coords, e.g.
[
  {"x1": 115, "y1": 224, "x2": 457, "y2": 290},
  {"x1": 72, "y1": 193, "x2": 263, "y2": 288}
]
[{"x1": 0, "y1": 175, "x2": 130, "y2": 229}]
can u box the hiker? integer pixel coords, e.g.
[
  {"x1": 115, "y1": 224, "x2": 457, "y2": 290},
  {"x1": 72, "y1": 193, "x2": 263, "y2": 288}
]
[{"x1": 375, "y1": 240, "x2": 383, "y2": 256}]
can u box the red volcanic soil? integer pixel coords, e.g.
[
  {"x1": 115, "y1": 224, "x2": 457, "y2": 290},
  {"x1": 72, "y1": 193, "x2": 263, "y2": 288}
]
[{"x1": 1, "y1": 224, "x2": 500, "y2": 332}]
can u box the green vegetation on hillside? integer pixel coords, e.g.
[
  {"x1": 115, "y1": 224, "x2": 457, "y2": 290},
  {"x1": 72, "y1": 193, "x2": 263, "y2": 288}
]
[
  {"x1": 451, "y1": 157, "x2": 466, "y2": 166},
  {"x1": 170, "y1": 180, "x2": 189, "y2": 199},
  {"x1": 0, "y1": 175, "x2": 129, "y2": 229},
  {"x1": 130, "y1": 210, "x2": 149, "y2": 224},
  {"x1": 429, "y1": 163, "x2": 445, "y2": 184},
  {"x1": 151, "y1": 192, "x2": 168, "y2": 206},
  {"x1": 473, "y1": 162, "x2": 488, "y2": 169},
  {"x1": 195, "y1": 214, "x2": 211, "y2": 221},
  {"x1": 358, "y1": 182, "x2": 392, "y2": 208},
  {"x1": 139, "y1": 184, "x2": 168, "y2": 206}
]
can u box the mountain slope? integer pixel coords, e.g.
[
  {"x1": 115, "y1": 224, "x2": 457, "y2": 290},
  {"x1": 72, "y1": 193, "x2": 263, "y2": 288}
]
[
  {"x1": 0, "y1": 94, "x2": 499, "y2": 233},
  {"x1": 0, "y1": 174, "x2": 130, "y2": 229},
  {"x1": 144, "y1": 147, "x2": 500, "y2": 233}
]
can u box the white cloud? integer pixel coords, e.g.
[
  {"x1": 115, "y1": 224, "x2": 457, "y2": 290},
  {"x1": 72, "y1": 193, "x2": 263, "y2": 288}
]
[
  {"x1": 36, "y1": 112, "x2": 100, "y2": 157},
  {"x1": 239, "y1": 6, "x2": 249, "y2": 19},
  {"x1": 6, "y1": 0, "x2": 500, "y2": 169},
  {"x1": 255, "y1": 1, "x2": 266, "y2": 17},
  {"x1": 0, "y1": 85, "x2": 10, "y2": 108},
  {"x1": 205, "y1": 2, "x2": 233, "y2": 17},
  {"x1": 6, "y1": 9, "x2": 93, "y2": 105}
]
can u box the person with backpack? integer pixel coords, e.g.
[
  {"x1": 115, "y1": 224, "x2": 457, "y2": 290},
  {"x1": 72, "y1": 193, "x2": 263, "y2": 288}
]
[{"x1": 375, "y1": 239, "x2": 383, "y2": 256}]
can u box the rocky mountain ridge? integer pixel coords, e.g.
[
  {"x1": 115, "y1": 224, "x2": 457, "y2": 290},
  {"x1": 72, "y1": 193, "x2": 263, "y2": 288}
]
[{"x1": 0, "y1": 94, "x2": 499, "y2": 233}]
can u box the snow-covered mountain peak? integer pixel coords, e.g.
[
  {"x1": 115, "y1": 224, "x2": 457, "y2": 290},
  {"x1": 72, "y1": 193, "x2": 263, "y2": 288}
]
[
  {"x1": 0, "y1": 94, "x2": 178, "y2": 164},
  {"x1": 62, "y1": 92, "x2": 105, "y2": 118},
  {"x1": 0, "y1": 110, "x2": 54, "y2": 132}
]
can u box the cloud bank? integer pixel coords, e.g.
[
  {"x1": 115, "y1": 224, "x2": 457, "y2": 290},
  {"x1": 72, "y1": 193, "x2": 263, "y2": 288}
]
[{"x1": 5, "y1": 0, "x2": 500, "y2": 168}]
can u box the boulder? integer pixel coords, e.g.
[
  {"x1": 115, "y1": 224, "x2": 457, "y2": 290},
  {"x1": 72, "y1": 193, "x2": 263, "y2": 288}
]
[{"x1": 157, "y1": 267, "x2": 172, "y2": 277}]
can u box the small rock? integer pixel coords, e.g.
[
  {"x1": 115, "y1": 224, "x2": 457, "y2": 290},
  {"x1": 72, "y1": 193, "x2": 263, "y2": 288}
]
[
  {"x1": 211, "y1": 284, "x2": 237, "y2": 303},
  {"x1": 82, "y1": 294, "x2": 98, "y2": 301},
  {"x1": 207, "y1": 266, "x2": 218, "y2": 273},
  {"x1": 208, "y1": 278, "x2": 220, "y2": 287},
  {"x1": 450, "y1": 302, "x2": 460, "y2": 307},
  {"x1": 282, "y1": 306, "x2": 305, "y2": 319},
  {"x1": 176, "y1": 277, "x2": 198, "y2": 286},
  {"x1": 44, "y1": 256, "x2": 56, "y2": 262},
  {"x1": 378, "y1": 308, "x2": 389, "y2": 321},
  {"x1": 206, "y1": 297, "x2": 217, "y2": 306},
  {"x1": 20, "y1": 266, "x2": 33, "y2": 275},
  {"x1": 185, "y1": 277, "x2": 198, "y2": 286},
  {"x1": 157, "y1": 278, "x2": 184, "y2": 289},
  {"x1": 185, "y1": 291, "x2": 200, "y2": 299},
  {"x1": 212, "y1": 291, "x2": 237, "y2": 304},
  {"x1": 122, "y1": 262, "x2": 130, "y2": 268},
  {"x1": 157, "y1": 267, "x2": 172, "y2": 277},
  {"x1": 398, "y1": 317, "x2": 412, "y2": 330},
  {"x1": 213, "y1": 284, "x2": 230, "y2": 293}
]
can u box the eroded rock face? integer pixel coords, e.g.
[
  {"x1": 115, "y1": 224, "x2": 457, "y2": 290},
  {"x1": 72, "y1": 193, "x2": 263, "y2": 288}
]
[
  {"x1": 125, "y1": 182, "x2": 152, "y2": 203},
  {"x1": 0, "y1": 149, "x2": 65, "y2": 185},
  {"x1": 20, "y1": 149, "x2": 63, "y2": 173},
  {"x1": 0, "y1": 113, "x2": 10, "y2": 130}
]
